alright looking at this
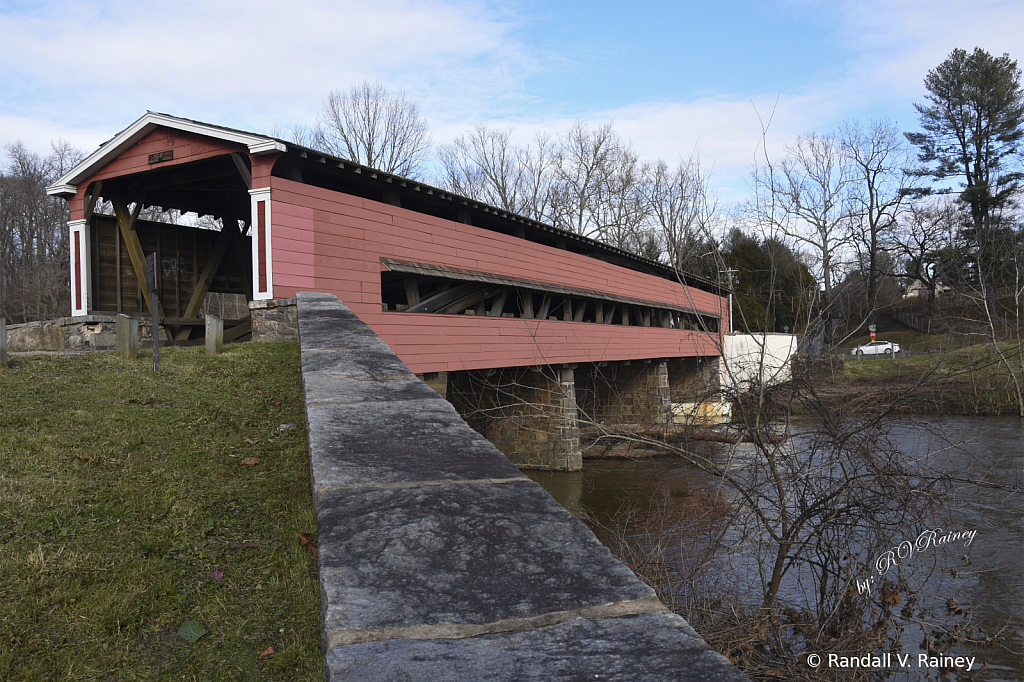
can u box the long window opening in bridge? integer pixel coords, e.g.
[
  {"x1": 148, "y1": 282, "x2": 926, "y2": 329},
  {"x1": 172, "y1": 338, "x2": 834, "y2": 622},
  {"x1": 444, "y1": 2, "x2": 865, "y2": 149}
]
[{"x1": 380, "y1": 262, "x2": 719, "y2": 333}]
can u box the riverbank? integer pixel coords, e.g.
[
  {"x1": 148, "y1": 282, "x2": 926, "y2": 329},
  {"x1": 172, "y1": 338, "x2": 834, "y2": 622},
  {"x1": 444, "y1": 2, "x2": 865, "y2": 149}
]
[
  {"x1": 810, "y1": 342, "x2": 1024, "y2": 416},
  {"x1": 528, "y1": 417, "x2": 1024, "y2": 682}
]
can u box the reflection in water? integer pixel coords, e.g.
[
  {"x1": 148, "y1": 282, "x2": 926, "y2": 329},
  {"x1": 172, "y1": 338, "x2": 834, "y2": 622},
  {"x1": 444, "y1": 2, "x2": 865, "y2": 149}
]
[{"x1": 527, "y1": 417, "x2": 1023, "y2": 681}]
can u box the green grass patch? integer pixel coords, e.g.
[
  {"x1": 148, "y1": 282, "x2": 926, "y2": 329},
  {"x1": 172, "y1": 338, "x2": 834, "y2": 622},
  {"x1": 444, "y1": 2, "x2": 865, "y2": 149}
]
[
  {"x1": 0, "y1": 343, "x2": 322, "y2": 681},
  {"x1": 838, "y1": 341, "x2": 1024, "y2": 414},
  {"x1": 839, "y1": 329, "x2": 974, "y2": 356},
  {"x1": 843, "y1": 340, "x2": 1024, "y2": 380}
]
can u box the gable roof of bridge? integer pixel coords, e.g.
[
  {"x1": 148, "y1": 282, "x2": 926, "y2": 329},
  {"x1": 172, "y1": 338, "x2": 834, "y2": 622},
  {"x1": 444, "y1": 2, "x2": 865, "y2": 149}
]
[{"x1": 46, "y1": 112, "x2": 724, "y2": 295}]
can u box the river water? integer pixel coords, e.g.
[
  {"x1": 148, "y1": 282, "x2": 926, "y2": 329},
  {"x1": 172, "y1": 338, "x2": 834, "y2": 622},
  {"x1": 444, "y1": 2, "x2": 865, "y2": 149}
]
[{"x1": 526, "y1": 416, "x2": 1023, "y2": 681}]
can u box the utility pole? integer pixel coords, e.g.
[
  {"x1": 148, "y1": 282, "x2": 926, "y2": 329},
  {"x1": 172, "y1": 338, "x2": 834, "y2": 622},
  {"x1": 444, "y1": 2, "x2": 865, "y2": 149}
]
[{"x1": 723, "y1": 269, "x2": 738, "y2": 334}]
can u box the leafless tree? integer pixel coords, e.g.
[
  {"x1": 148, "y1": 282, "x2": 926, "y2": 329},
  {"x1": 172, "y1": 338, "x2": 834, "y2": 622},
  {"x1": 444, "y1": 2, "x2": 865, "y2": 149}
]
[
  {"x1": 891, "y1": 199, "x2": 959, "y2": 316},
  {"x1": 550, "y1": 121, "x2": 626, "y2": 240},
  {"x1": 270, "y1": 122, "x2": 316, "y2": 149},
  {"x1": 645, "y1": 156, "x2": 718, "y2": 275},
  {"x1": 314, "y1": 80, "x2": 431, "y2": 178},
  {"x1": 750, "y1": 132, "x2": 854, "y2": 312},
  {"x1": 839, "y1": 119, "x2": 915, "y2": 314},
  {"x1": 436, "y1": 119, "x2": 725, "y2": 269},
  {"x1": 0, "y1": 140, "x2": 83, "y2": 323},
  {"x1": 438, "y1": 125, "x2": 558, "y2": 222}
]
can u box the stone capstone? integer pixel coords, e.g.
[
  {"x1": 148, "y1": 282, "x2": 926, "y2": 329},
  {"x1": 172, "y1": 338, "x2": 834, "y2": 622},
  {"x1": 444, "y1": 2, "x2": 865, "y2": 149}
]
[{"x1": 325, "y1": 613, "x2": 750, "y2": 682}]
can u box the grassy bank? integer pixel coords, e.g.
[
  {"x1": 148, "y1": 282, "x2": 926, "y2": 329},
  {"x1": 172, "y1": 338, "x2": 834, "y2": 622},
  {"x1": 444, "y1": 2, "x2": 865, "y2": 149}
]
[
  {"x1": 823, "y1": 341, "x2": 1024, "y2": 415},
  {"x1": 0, "y1": 344, "x2": 322, "y2": 681}
]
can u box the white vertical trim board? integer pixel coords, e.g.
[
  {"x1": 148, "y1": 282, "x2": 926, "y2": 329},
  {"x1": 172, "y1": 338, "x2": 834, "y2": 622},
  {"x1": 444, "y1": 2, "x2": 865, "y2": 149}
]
[
  {"x1": 249, "y1": 188, "x2": 273, "y2": 300},
  {"x1": 69, "y1": 219, "x2": 89, "y2": 316}
]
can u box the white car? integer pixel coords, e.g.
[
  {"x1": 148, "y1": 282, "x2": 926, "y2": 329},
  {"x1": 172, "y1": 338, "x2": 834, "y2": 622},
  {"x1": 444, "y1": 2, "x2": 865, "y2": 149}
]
[{"x1": 851, "y1": 340, "x2": 901, "y2": 356}]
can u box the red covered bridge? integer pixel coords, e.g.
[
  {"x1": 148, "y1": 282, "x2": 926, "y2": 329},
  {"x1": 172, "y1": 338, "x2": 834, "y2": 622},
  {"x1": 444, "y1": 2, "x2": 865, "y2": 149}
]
[{"x1": 48, "y1": 112, "x2": 728, "y2": 470}]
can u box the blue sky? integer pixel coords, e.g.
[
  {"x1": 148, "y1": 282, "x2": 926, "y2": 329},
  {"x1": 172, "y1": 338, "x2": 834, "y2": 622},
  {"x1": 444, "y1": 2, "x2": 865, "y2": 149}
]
[{"x1": 1, "y1": 0, "x2": 1021, "y2": 205}]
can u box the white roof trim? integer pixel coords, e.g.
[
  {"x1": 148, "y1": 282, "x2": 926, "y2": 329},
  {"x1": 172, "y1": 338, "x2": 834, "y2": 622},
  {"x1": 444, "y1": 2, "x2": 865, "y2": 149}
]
[{"x1": 45, "y1": 112, "x2": 284, "y2": 198}]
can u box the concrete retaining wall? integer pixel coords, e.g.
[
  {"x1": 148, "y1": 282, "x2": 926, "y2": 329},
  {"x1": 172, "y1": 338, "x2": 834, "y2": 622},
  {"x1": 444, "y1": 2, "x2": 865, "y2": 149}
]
[
  {"x1": 297, "y1": 292, "x2": 749, "y2": 681},
  {"x1": 720, "y1": 333, "x2": 799, "y2": 391}
]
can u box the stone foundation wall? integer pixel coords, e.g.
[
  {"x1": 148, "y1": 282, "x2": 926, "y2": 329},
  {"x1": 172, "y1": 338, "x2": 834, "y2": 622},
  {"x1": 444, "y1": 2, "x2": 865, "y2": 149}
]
[
  {"x1": 5, "y1": 314, "x2": 193, "y2": 351},
  {"x1": 6, "y1": 292, "x2": 259, "y2": 352},
  {"x1": 447, "y1": 367, "x2": 582, "y2": 471},
  {"x1": 577, "y1": 360, "x2": 671, "y2": 427},
  {"x1": 249, "y1": 298, "x2": 298, "y2": 342},
  {"x1": 667, "y1": 357, "x2": 720, "y2": 403}
]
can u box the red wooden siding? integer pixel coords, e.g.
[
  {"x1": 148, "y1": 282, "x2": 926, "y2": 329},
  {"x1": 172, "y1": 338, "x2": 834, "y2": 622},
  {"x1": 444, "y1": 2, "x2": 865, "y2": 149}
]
[
  {"x1": 269, "y1": 177, "x2": 726, "y2": 374},
  {"x1": 90, "y1": 129, "x2": 246, "y2": 185},
  {"x1": 67, "y1": 130, "x2": 248, "y2": 222}
]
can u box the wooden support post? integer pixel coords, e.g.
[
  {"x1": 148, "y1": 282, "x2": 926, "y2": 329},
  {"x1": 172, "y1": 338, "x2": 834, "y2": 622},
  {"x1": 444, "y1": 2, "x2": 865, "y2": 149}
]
[
  {"x1": 230, "y1": 153, "x2": 253, "y2": 189},
  {"x1": 404, "y1": 278, "x2": 420, "y2": 309},
  {"x1": 1, "y1": 315, "x2": 7, "y2": 368},
  {"x1": 206, "y1": 315, "x2": 224, "y2": 355},
  {"x1": 128, "y1": 199, "x2": 143, "y2": 231},
  {"x1": 522, "y1": 292, "x2": 534, "y2": 319},
  {"x1": 562, "y1": 298, "x2": 573, "y2": 321},
  {"x1": 112, "y1": 198, "x2": 167, "y2": 336},
  {"x1": 488, "y1": 290, "x2": 507, "y2": 317},
  {"x1": 538, "y1": 295, "x2": 552, "y2": 320},
  {"x1": 115, "y1": 314, "x2": 138, "y2": 360},
  {"x1": 574, "y1": 300, "x2": 586, "y2": 322},
  {"x1": 84, "y1": 180, "x2": 103, "y2": 222},
  {"x1": 152, "y1": 290, "x2": 160, "y2": 374},
  {"x1": 595, "y1": 302, "x2": 604, "y2": 324},
  {"x1": 621, "y1": 307, "x2": 630, "y2": 326}
]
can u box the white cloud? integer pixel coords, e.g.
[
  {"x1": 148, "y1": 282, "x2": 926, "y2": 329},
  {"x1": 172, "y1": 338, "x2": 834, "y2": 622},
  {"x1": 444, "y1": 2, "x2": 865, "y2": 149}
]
[
  {"x1": 1, "y1": 0, "x2": 533, "y2": 151},
  {"x1": 3, "y1": 0, "x2": 1020, "y2": 209}
]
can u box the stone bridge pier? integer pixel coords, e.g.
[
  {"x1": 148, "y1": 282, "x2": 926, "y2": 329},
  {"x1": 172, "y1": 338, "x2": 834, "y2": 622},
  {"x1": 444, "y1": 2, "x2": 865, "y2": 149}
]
[
  {"x1": 447, "y1": 357, "x2": 718, "y2": 471},
  {"x1": 447, "y1": 366, "x2": 582, "y2": 471}
]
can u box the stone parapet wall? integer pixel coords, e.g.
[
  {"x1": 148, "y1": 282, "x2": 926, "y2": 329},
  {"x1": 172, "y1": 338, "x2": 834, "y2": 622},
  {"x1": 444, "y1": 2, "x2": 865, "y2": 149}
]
[
  {"x1": 249, "y1": 298, "x2": 298, "y2": 342},
  {"x1": 6, "y1": 315, "x2": 118, "y2": 351},
  {"x1": 296, "y1": 291, "x2": 750, "y2": 682},
  {"x1": 6, "y1": 314, "x2": 195, "y2": 351}
]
